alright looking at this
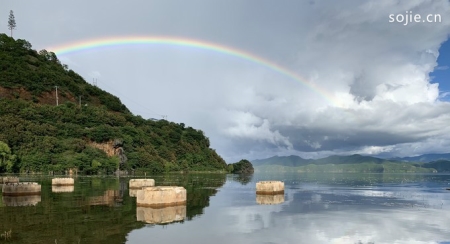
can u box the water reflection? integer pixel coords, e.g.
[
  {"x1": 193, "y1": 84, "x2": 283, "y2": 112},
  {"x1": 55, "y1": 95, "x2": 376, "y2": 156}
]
[
  {"x1": 52, "y1": 185, "x2": 74, "y2": 193},
  {"x1": 128, "y1": 173, "x2": 450, "y2": 244},
  {"x1": 136, "y1": 205, "x2": 186, "y2": 224},
  {"x1": 230, "y1": 174, "x2": 253, "y2": 185},
  {"x1": 2, "y1": 195, "x2": 41, "y2": 206},
  {"x1": 0, "y1": 173, "x2": 227, "y2": 244},
  {"x1": 256, "y1": 194, "x2": 284, "y2": 205},
  {"x1": 88, "y1": 189, "x2": 123, "y2": 206}
]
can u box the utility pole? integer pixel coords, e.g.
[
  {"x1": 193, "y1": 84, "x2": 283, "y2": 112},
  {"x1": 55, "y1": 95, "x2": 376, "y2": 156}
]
[
  {"x1": 79, "y1": 96, "x2": 81, "y2": 108},
  {"x1": 55, "y1": 86, "x2": 59, "y2": 106}
]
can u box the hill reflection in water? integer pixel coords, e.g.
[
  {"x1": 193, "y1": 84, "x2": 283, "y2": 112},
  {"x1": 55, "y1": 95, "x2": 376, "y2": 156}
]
[
  {"x1": 1, "y1": 173, "x2": 450, "y2": 244},
  {"x1": 0, "y1": 173, "x2": 226, "y2": 244}
]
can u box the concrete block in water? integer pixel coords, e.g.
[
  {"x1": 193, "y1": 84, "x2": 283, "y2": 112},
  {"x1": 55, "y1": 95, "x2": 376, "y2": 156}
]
[
  {"x1": 52, "y1": 185, "x2": 74, "y2": 193},
  {"x1": 2, "y1": 195, "x2": 41, "y2": 206},
  {"x1": 129, "y1": 179, "x2": 155, "y2": 189},
  {"x1": 129, "y1": 188, "x2": 139, "y2": 197},
  {"x1": 2, "y1": 183, "x2": 41, "y2": 196},
  {"x1": 52, "y1": 178, "x2": 74, "y2": 186},
  {"x1": 136, "y1": 205, "x2": 186, "y2": 224},
  {"x1": 256, "y1": 181, "x2": 284, "y2": 195},
  {"x1": 256, "y1": 194, "x2": 285, "y2": 205},
  {"x1": 1, "y1": 177, "x2": 19, "y2": 184},
  {"x1": 137, "y1": 186, "x2": 186, "y2": 207}
]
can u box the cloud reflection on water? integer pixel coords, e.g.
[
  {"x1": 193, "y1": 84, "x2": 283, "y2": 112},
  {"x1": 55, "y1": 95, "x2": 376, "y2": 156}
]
[{"x1": 127, "y1": 176, "x2": 450, "y2": 244}]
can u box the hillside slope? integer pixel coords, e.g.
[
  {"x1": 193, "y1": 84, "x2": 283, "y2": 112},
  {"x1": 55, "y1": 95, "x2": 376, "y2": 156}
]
[{"x1": 0, "y1": 34, "x2": 227, "y2": 174}]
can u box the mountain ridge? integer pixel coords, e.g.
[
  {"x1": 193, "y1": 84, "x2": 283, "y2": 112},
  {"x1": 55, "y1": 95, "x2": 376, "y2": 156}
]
[{"x1": 252, "y1": 153, "x2": 450, "y2": 167}]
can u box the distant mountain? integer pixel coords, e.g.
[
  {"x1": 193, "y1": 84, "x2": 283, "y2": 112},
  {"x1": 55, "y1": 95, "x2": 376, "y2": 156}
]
[
  {"x1": 422, "y1": 160, "x2": 450, "y2": 172},
  {"x1": 252, "y1": 154, "x2": 397, "y2": 167},
  {"x1": 313, "y1": 154, "x2": 394, "y2": 165},
  {"x1": 251, "y1": 154, "x2": 438, "y2": 173},
  {"x1": 391, "y1": 153, "x2": 450, "y2": 163},
  {"x1": 252, "y1": 155, "x2": 313, "y2": 167}
]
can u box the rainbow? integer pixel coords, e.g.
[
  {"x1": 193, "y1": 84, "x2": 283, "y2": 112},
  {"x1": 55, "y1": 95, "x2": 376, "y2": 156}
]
[{"x1": 48, "y1": 36, "x2": 341, "y2": 107}]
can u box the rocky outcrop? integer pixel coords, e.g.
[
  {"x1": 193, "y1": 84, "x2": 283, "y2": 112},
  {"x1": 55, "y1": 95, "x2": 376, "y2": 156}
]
[{"x1": 89, "y1": 140, "x2": 116, "y2": 157}]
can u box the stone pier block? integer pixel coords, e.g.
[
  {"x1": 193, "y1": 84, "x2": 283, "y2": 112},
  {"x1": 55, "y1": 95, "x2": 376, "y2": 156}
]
[
  {"x1": 136, "y1": 205, "x2": 186, "y2": 224},
  {"x1": 129, "y1": 179, "x2": 155, "y2": 189},
  {"x1": 52, "y1": 178, "x2": 74, "y2": 186},
  {"x1": 1, "y1": 177, "x2": 19, "y2": 184},
  {"x1": 137, "y1": 186, "x2": 186, "y2": 207},
  {"x1": 129, "y1": 189, "x2": 139, "y2": 197},
  {"x1": 2, "y1": 183, "x2": 41, "y2": 196},
  {"x1": 256, "y1": 181, "x2": 284, "y2": 195},
  {"x1": 256, "y1": 194, "x2": 285, "y2": 205}
]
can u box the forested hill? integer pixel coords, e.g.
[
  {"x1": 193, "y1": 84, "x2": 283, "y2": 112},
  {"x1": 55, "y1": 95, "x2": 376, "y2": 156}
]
[
  {"x1": 0, "y1": 34, "x2": 227, "y2": 174},
  {"x1": 252, "y1": 154, "x2": 450, "y2": 173}
]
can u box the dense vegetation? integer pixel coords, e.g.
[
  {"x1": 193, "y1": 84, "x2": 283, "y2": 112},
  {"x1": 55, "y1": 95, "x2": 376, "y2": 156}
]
[
  {"x1": 228, "y1": 159, "x2": 254, "y2": 174},
  {"x1": 422, "y1": 160, "x2": 450, "y2": 172},
  {"x1": 391, "y1": 153, "x2": 450, "y2": 163},
  {"x1": 0, "y1": 34, "x2": 227, "y2": 174}
]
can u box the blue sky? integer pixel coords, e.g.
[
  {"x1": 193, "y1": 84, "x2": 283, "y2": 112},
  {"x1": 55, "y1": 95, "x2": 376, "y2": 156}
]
[{"x1": 431, "y1": 38, "x2": 450, "y2": 101}]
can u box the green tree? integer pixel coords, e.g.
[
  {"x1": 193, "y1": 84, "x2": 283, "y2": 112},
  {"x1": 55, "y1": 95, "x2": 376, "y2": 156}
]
[
  {"x1": 8, "y1": 10, "x2": 16, "y2": 37},
  {"x1": 0, "y1": 141, "x2": 16, "y2": 172}
]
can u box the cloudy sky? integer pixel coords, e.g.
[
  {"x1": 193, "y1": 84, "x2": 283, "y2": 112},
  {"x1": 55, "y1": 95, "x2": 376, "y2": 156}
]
[{"x1": 1, "y1": 0, "x2": 450, "y2": 162}]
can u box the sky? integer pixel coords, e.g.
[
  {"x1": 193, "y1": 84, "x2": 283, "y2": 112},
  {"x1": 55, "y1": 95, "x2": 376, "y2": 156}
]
[{"x1": 1, "y1": 0, "x2": 450, "y2": 163}]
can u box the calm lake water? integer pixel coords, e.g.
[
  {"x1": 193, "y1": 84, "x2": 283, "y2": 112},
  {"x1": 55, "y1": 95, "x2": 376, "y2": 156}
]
[{"x1": 1, "y1": 173, "x2": 450, "y2": 244}]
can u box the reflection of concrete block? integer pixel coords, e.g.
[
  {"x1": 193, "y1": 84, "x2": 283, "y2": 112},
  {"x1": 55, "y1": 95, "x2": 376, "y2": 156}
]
[
  {"x1": 52, "y1": 185, "x2": 74, "y2": 193},
  {"x1": 2, "y1": 183, "x2": 41, "y2": 196},
  {"x1": 256, "y1": 194, "x2": 285, "y2": 205},
  {"x1": 256, "y1": 181, "x2": 284, "y2": 195},
  {"x1": 137, "y1": 186, "x2": 186, "y2": 207},
  {"x1": 3, "y1": 195, "x2": 41, "y2": 206},
  {"x1": 136, "y1": 205, "x2": 186, "y2": 224},
  {"x1": 129, "y1": 179, "x2": 155, "y2": 189},
  {"x1": 52, "y1": 178, "x2": 74, "y2": 186},
  {"x1": 1, "y1": 177, "x2": 19, "y2": 184},
  {"x1": 88, "y1": 190, "x2": 121, "y2": 206},
  {"x1": 129, "y1": 189, "x2": 139, "y2": 197}
]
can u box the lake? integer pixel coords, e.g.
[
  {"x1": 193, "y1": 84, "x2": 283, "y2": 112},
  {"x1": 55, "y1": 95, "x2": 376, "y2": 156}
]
[{"x1": 1, "y1": 173, "x2": 450, "y2": 244}]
